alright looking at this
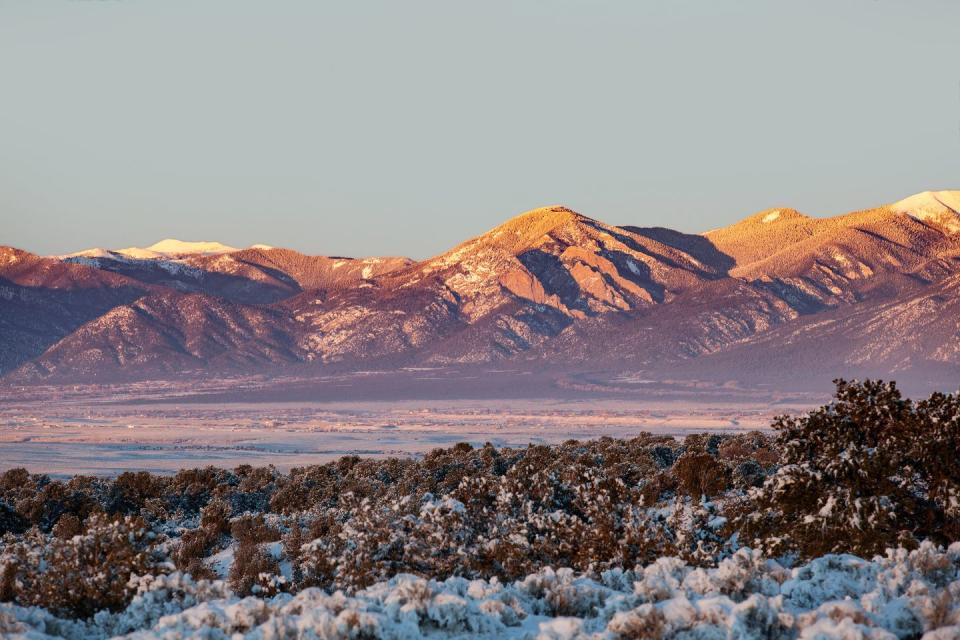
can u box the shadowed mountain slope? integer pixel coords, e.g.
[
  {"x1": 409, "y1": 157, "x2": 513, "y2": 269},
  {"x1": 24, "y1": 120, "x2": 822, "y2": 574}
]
[
  {"x1": 0, "y1": 247, "x2": 151, "y2": 373},
  {"x1": 14, "y1": 292, "x2": 305, "y2": 380}
]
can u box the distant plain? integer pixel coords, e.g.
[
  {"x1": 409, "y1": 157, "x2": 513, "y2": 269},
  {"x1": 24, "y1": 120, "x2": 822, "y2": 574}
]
[{"x1": 0, "y1": 368, "x2": 821, "y2": 475}]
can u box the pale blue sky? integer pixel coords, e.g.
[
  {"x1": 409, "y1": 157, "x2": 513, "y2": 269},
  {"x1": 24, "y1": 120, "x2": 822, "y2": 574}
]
[{"x1": 2, "y1": 1, "x2": 959, "y2": 258}]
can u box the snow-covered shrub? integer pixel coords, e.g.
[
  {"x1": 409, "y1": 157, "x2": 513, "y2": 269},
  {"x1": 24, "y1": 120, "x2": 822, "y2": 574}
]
[
  {"x1": 229, "y1": 539, "x2": 285, "y2": 596},
  {"x1": 171, "y1": 524, "x2": 219, "y2": 579},
  {"x1": 4, "y1": 542, "x2": 960, "y2": 637},
  {"x1": 0, "y1": 514, "x2": 158, "y2": 618},
  {"x1": 607, "y1": 604, "x2": 667, "y2": 639},
  {"x1": 739, "y1": 379, "x2": 960, "y2": 559},
  {"x1": 99, "y1": 572, "x2": 233, "y2": 637},
  {"x1": 9, "y1": 475, "x2": 104, "y2": 533},
  {"x1": 290, "y1": 436, "x2": 704, "y2": 592}
]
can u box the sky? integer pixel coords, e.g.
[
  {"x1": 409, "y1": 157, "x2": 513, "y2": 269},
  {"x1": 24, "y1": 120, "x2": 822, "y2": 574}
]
[{"x1": 2, "y1": 0, "x2": 959, "y2": 259}]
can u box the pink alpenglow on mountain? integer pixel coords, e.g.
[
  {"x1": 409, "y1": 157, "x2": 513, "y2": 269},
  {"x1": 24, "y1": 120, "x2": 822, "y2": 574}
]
[{"x1": 3, "y1": 190, "x2": 960, "y2": 389}]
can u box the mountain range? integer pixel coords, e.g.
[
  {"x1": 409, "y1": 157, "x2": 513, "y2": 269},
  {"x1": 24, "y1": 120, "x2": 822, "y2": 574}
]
[{"x1": 3, "y1": 190, "x2": 960, "y2": 390}]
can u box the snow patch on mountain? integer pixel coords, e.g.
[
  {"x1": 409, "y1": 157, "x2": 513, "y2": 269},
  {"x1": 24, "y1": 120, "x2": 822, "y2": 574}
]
[{"x1": 762, "y1": 210, "x2": 781, "y2": 223}]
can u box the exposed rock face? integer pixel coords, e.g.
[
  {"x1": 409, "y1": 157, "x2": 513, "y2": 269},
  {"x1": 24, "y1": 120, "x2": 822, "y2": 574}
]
[{"x1": 4, "y1": 190, "x2": 960, "y2": 384}]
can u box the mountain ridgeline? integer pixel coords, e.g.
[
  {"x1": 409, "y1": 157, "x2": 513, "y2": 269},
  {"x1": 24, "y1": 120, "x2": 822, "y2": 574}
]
[{"x1": 3, "y1": 190, "x2": 960, "y2": 387}]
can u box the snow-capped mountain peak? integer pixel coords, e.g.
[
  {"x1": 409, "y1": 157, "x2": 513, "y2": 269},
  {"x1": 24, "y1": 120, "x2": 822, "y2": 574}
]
[
  {"x1": 142, "y1": 239, "x2": 239, "y2": 256},
  {"x1": 58, "y1": 240, "x2": 286, "y2": 262},
  {"x1": 58, "y1": 240, "x2": 240, "y2": 261},
  {"x1": 891, "y1": 190, "x2": 960, "y2": 233}
]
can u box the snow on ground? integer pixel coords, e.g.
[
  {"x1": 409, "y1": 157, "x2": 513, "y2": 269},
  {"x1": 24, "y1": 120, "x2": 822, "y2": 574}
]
[{"x1": 3, "y1": 542, "x2": 960, "y2": 639}]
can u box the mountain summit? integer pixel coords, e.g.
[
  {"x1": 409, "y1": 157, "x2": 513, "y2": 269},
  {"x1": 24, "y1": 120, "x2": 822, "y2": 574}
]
[
  {"x1": 4, "y1": 189, "x2": 960, "y2": 387},
  {"x1": 64, "y1": 239, "x2": 240, "y2": 260},
  {"x1": 142, "y1": 239, "x2": 239, "y2": 256},
  {"x1": 891, "y1": 190, "x2": 960, "y2": 233}
]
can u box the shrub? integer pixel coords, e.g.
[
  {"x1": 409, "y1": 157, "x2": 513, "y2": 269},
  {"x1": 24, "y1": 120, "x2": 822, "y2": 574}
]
[
  {"x1": 0, "y1": 502, "x2": 27, "y2": 536},
  {"x1": 13, "y1": 479, "x2": 101, "y2": 531},
  {"x1": 231, "y1": 513, "x2": 280, "y2": 545},
  {"x1": 0, "y1": 514, "x2": 156, "y2": 618},
  {"x1": 738, "y1": 379, "x2": 960, "y2": 558},
  {"x1": 51, "y1": 513, "x2": 82, "y2": 539},
  {"x1": 173, "y1": 526, "x2": 218, "y2": 573},
  {"x1": 107, "y1": 471, "x2": 168, "y2": 517},
  {"x1": 672, "y1": 452, "x2": 730, "y2": 497},
  {"x1": 229, "y1": 540, "x2": 283, "y2": 596}
]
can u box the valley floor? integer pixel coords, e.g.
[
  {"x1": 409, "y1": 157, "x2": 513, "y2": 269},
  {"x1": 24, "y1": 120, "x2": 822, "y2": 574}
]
[
  {"x1": 0, "y1": 396, "x2": 795, "y2": 475},
  {"x1": 0, "y1": 369, "x2": 828, "y2": 475}
]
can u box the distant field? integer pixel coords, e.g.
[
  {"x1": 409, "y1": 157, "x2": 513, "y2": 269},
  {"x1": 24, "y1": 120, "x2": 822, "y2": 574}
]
[{"x1": 0, "y1": 373, "x2": 818, "y2": 475}]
